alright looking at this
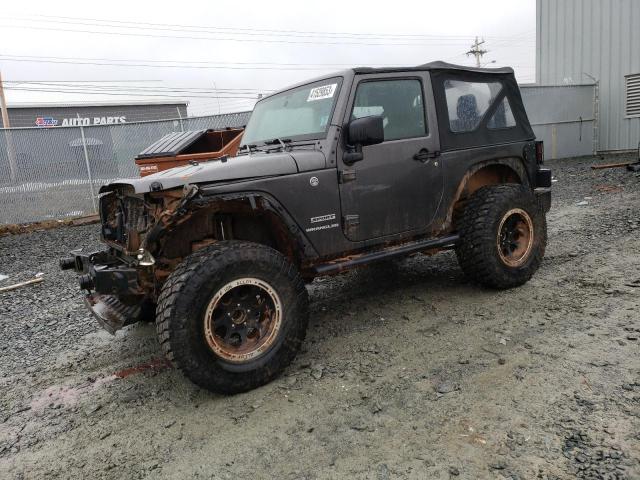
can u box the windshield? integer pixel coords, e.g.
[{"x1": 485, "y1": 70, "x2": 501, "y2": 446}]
[{"x1": 241, "y1": 77, "x2": 342, "y2": 146}]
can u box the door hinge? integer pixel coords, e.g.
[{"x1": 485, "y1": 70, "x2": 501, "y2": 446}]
[
  {"x1": 343, "y1": 214, "x2": 360, "y2": 235},
  {"x1": 339, "y1": 169, "x2": 357, "y2": 183}
]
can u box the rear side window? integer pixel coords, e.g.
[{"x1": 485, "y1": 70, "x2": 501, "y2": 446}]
[
  {"x1": 488, "y1": 97, "x2": 516, "y2": 129},
  {"x1": 444, "y1": 79, "x2": 503, "y2": 132},
  {"x1": 352, "y1": 79, "x2": 427, "y2": 141}
]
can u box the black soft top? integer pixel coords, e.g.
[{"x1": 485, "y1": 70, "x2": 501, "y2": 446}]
[
  {"x1": 260, "y1": 61, "x2": 533, "y2": 151},
  {"x1": 351, "y1": 61, "x2": 534, "y2": 151},
  {"x1": 353, "y1": 61, "x2": 514, "y2": 76}
]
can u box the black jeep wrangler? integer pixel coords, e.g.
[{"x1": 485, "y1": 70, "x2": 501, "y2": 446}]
[{"x1": 61, "y1": 61, "x2": 551, "y2": 394}]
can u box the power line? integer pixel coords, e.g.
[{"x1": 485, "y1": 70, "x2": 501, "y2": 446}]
[
  {"x1": 11, "y1": 14, "x2": 528, "y2": 42},
  {"x1": 3, "y1": 79, "x2": 164, "y2": 83},
  {"x1": 0, "y1": 55, "x2": 418, "y2": 72},
  {"x1": 0, "y1": 22, "x2": 492, "y2": 47},
  {"x1": 4, "y1": 53, "x2": 538, "y2": 72},
  {"x1": 0, "y1": 55, "x2": 359, "y2": 71},
  {"x1": 0, "y1": 54, "x2": 408, "y2": 68},
  {"x1": 4, "y1": 82, "x2": 261, "y2": 94},
  {"x1": 0, "y1": 28, "x2": 535, "y2": 73},
  {"x1": 0, "y1": 54, "x2": 537, "y2": 80},
  {"x1": 4, "y1": 81, "x2": 274, "y2": 94},
  {"x1": 4, "y1": 86, "x2": 257, "y2": 100}
]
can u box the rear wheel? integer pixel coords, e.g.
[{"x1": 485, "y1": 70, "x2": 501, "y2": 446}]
[
  {"x1": 455, "y1": 184, "x2": 546, "y2": 289},
  {"x1": 156, "y1": 241, "x2": 308, "y2": 394}
]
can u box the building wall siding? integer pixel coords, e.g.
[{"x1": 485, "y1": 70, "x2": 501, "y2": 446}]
[
  {"x1": 2, "y1": 103, "x2": 188, "y2": 129},
  {"x1": 536, "y1": 0, "x2": 640, "y2": 151}
]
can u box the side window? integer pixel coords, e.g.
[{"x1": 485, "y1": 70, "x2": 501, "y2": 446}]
[
  {"x1": 488, "y1": 97, "x2": 516, "y2": 129},
  {"x1": 351, "y1": 79, "x2": 426, "y2": 141},
  {"x1": 444, "y1": 79, "x2": 502, "y2": 132}
]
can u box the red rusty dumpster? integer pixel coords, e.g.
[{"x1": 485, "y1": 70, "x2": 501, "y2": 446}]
[{"x1": 135, "y1": 128, "x2": 243, "y2": 177}]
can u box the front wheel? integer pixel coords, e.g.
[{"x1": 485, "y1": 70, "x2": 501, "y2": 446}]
[
  {"x1": 156, "y1": 241, "x2": 308, "y2": 394},
  {"x1": 455, "y1": 184, "x2": 547, "y2": 289}
]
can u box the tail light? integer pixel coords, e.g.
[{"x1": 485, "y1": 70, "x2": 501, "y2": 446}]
[{"x1": 535, "y1": 141, "x2": 544, "y2": 165}]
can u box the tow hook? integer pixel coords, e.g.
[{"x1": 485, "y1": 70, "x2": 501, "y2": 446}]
[
  {"x1": 78, "y1": 274, "x2": 94, "y2": 291},
  {"x1": 59, "y1": 257, "x2": 76, "y2": 270},
  {"x1": 137, "y1": 248, "x2": 155, "y2": 266}
]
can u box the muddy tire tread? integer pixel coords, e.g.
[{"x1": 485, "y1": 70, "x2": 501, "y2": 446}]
[
  {"x1": 155, "y1": 241, "x2": 308, "y2": 394},
  {"x1": 455, "y1": 184, "x2": 547, "y2": 289}
]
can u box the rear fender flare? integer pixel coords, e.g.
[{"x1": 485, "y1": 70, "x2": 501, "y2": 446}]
[{"x1": 446, "y1": 158, "x2": 530, "y2": 229}]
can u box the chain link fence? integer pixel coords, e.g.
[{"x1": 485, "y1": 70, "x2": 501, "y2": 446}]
[
  {"x1": 0, "y1": 112, "x2": 251, "y2": 225},
  {"x1": 0, "y1": 85, "x2": 598, "y2": 225}
]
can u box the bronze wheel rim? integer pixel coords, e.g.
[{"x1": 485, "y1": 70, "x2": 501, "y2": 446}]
[
  {"x1": 203, "y1": 278, "x2": 282, "y2": 363},
  {"x1": 496, "y1": 208, "x2": 534, "y2": 267}
]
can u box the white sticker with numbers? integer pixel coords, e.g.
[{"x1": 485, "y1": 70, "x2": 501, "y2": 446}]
[{"x1": 307, "y1": 83, "x2": 337, "y2": 102}]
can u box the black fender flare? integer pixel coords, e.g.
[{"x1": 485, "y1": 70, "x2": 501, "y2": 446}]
[
  {"x1": 444, "y1": 157, "x2": 530, "y2": 229},
  {"x1": 196, "y1": 190, "x2": 319, "y2": 260}
]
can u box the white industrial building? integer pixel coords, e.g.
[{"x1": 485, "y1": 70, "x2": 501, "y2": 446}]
[{"x1": 536, "y1": 0, "x2": 640, "y2": 152}]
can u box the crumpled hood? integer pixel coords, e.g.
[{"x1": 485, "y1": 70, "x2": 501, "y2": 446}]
[{"x1": 100, "y1": 150, "x2": 325, "y2": 194}]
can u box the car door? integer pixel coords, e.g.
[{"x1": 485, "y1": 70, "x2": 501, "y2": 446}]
[{"x1": 338, "y1": 72, "x2": 443, "y2": 242}]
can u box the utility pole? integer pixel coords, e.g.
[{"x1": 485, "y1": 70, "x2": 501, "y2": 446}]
[
  {"x1": 0, "y1": 70, "x2": 10, "y2": 129},
  {"x1": 0, "y1": 70, "x2": 17, "y2": 182},
  {"x1": 466, "y1": 37, "x2": 488, "y2": 67},
  {"x1": 212, "y1": 80, "x2": 221, "y2": 115}
]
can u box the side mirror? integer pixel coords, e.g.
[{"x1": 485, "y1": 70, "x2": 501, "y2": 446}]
[
  {"x1": 348, "y1": 115, "x2": 384, "y2": 147},
  {"x1": 344, "y1": 115, "x2": 384, "y2": 165}
]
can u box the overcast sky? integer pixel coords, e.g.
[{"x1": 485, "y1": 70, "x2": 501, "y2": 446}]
[{"x1": 0, "y1": 0, "x2": 536, "y2": 116}]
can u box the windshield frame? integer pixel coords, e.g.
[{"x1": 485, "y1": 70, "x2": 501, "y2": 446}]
[{"x1": 241, "y1": 76, "x2": 344, "y2": 147}]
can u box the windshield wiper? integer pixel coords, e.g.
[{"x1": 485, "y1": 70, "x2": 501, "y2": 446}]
[
  {"x1": 263, "y1": 138, "x2": 292, "y2": 151},
  {"x1": 239, "y1": 144, "x2": 259, "y2": 154}
]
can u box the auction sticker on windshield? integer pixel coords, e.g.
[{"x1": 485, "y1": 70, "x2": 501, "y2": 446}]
[{"x1": 308, "y1": 84, "x2": 337, "y2": 102}]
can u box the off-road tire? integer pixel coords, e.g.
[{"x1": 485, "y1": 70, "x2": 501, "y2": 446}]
[
  {"x1": 156, "y1": 241, "x2": 308, "y2": 394},
  {"x1": 455, "y1": 184, "x2": 546, "y2": 289}
]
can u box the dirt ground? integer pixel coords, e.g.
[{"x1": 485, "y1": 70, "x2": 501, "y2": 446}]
[{"x1": 1, "y1": 154, "x2": 639, "y2": 480}]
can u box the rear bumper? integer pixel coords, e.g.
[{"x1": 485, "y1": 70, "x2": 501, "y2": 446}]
[
  {"x1": 535, "y1": 167, "x2": 552, "y2": 212},
  {"x1": 534, "y1": 187, "x2": 552, "y2": 213}
]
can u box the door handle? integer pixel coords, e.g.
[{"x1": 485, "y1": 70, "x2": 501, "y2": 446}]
[{"x1": 413, "y1": 148, "x2": 440, "y2": 163}]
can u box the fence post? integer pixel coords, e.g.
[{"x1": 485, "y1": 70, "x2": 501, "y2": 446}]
[
  {"x1": 0, "y1": 71, "x2": 18, "y2": 183},
  {"x1": 79, "y1": 125, "x2": 98, "y2": 214},
  {"x1": 2, "y1": 129, "x2": 18, "y2": 183},
  {"x1": 592, "y1": 81, "x2": 599, "y2": 155},
  {"x1": 176, "y1": 106, "x2": 185, "y2": 132}
]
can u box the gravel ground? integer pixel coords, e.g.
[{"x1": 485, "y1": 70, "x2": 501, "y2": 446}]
[{"x1": 1, "y1": 154, "x2": 639, "y2": 480}]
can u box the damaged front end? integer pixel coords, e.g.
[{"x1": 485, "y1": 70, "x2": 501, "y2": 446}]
[
  {"x1": 60, "y1": 183, "x2": 199, "y2": 334},
  {"x1": 60, "y1": 248, "x2": 149, "y2": 334}
]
